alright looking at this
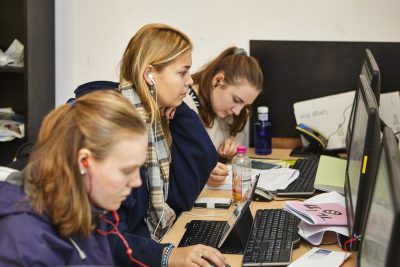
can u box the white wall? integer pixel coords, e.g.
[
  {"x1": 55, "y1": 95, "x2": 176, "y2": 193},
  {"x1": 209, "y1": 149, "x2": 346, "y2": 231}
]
[{"x1": 55, "y1": 0, "x2": 400, "y2": 105}]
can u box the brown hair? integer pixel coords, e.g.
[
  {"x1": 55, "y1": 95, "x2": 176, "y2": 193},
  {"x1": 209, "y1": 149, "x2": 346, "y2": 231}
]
[
  {"x1": 119, "y1": 23, "x2": 193, "y2": 144},
  {"x1": 192, "y1": 47, "x2": 263, "y2": 136},
  {"x1": 23, "y1": 90, "x2": 147, "y2": 237}
]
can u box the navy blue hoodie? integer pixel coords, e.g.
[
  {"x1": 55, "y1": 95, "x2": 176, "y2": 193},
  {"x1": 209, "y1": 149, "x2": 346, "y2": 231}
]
[
  {"x1": 0, "y1": 174, "x2": 114, "y2": 266},
  {"x1": 108, "y1": 102, "x2": 217, "y2": 266}
]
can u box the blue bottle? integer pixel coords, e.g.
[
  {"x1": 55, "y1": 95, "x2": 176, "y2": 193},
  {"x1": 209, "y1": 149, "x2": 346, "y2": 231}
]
[{"x1": 254, "y1": 106, "x2": 272, "y2": 155}]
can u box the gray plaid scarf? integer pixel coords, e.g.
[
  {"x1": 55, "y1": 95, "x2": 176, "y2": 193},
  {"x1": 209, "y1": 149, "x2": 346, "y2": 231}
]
[{"x1": 120, "y1": 81, "x2": 176, "y2": 240}]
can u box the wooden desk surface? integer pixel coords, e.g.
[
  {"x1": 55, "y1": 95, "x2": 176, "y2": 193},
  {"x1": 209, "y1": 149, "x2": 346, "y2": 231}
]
[
  {"x1": 162, "y1": 189, "x2": 356, "y2": 266},
  {"x1": 162, "y1": 147, "x2": 356, "y2": 266}
]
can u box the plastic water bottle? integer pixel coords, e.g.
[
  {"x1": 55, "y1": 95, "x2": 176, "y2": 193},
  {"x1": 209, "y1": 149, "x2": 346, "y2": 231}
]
[
  {"x1": 232, "y1": 146, "x2": 252, "y2": 203},
  {"x1": 254, "y1": 106, "x2": 272, "y2": 155}
]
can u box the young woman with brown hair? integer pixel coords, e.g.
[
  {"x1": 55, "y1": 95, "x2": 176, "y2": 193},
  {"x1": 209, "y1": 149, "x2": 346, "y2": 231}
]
[{"x1": 185, "y1": 47, "x2": 264, "y2": 186}]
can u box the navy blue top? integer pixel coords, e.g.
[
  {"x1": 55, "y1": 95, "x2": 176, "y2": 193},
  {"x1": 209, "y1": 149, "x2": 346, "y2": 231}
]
[{"x1": 108, "y1": 102, "x2": 217, "y2": 266}]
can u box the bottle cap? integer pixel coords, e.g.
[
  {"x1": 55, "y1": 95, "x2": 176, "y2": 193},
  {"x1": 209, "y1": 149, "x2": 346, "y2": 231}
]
[
  {"x1": 257, "y1": 106, "x2": 268, "y2": 113},
  {"x1": 237, "y1": 146, "x2": 247, "y2": 154}
]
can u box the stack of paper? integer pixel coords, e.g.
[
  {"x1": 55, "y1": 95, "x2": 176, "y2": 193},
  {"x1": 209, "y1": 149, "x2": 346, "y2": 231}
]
[
  {"x1": 284, "y1": 201, "x2": 347, "y2": 225},
  {"x1": 0, "y1": 108, "x2": 25, "y2": 142},
  {"x1": 313, "y1": 155, "x2": 346, "y2": 195},
  {"x1": 204, "y1": 166, "x2": 299, "y2": 192},
  {"x1": 284, "y1": 192, "x2": 349, "y2": 245},
  {"x1": 0, "y1": 39, "x2": 24, "y2": 67},
  {"x1": 257, "y1": 168, "x2": 299, "y2": 192}
]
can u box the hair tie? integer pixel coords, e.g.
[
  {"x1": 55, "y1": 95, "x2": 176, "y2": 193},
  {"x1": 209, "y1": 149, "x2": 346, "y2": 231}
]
[
  {"x1": 233, "y1": 47, "x2": 247, "y2": 56},
  {"x1": 70, "y1": 100, "x2": 76, "y2": 108}
]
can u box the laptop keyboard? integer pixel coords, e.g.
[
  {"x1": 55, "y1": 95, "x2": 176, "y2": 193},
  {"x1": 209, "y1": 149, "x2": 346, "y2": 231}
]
[
  {"x1": 178, "y1": 220, "x2": 228, "y2": 248},
  {"x1": 242, "y1": 209, "x2": 301, "y2": 266},
  {"x1": 277, "y1": 155, "x2": 320, "y2": 196}
]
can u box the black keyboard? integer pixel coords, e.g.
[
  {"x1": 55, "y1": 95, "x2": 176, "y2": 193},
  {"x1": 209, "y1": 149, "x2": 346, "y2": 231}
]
[
  {"x1": 276, "y1": 155, "x2": 320, "y2": 196},
  {"x1": 178, "y1": 220, "x2": 228, "y2": 248},
  {"x1": 242, "y1": 209, "x2": 301, "y2": 266}
]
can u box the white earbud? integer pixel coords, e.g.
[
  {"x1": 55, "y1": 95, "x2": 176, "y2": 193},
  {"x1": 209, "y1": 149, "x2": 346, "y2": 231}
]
[{"x1": 148, "y1": 73, "x2": 156, "y2": 86}]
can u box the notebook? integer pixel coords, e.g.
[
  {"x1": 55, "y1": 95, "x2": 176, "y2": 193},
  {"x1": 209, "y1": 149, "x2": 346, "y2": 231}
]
[
  {"x1": 284, "y1": 201, "x2": 347, "y2": 225},
  {"x1": 313, "y1": 155, "x2": 346, "y2": 194}
]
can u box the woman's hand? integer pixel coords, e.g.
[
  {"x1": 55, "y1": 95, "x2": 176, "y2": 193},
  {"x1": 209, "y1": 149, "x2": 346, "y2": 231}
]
[
  {"x1": 217, "y1": 138, "x2": 238, "y2": 161},
  {"x1": 168, "y1": 244, "x2": 228, "y2": 267},
  {"x1": 207, "y1": 162, "x2": 229, "y2": 187}
]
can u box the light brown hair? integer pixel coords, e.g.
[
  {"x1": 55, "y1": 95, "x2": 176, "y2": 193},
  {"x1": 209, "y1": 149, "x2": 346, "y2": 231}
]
[
  {"x1": 23, "y1": 90, "x2": 147, "y2": 237},
  {"x1": 119, "y1": 23, "x2": 193, "y2": 144},
  {"x1": 192, "y1": 47, "x2": 263, "y2": 136}
]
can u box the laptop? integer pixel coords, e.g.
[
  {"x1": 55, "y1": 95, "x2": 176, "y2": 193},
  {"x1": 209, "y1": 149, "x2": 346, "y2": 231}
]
[{"x1": 178, "y1": 174, "x2": 260, "y2": 254}]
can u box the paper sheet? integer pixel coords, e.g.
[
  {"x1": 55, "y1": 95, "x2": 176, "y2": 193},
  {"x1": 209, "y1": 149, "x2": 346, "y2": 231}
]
[
  {"x1": 294, "y1": 192, "x2": 349, "y2": 245},
  {"x1": 288, "y1": 247, "x2": 351, "y2": 267},
  {"x1": 293, "y1": 91, "x2": 355, "y2": 150},
  {"x1": 204, "y1": 166, "x2": 299, "y2": 192}
]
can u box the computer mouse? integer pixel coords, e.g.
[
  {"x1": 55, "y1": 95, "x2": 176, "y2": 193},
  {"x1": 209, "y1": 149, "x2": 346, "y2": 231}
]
[{"x1": 253, "y1": 188, "x2": 274, "y2": 202}]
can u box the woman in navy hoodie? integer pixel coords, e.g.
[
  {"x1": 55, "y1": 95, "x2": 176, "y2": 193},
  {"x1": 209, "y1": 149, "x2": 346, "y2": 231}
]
[
  {"x1": 109, "y1": 23, "x2": 228, "y2": 267},
  {"x1": 0, "y1": 91, "x2": 148, "y2": 266}
]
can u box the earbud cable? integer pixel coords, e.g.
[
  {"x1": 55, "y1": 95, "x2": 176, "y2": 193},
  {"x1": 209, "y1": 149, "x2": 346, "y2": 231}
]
[{"x1": 97, "y1": 211, "x2": 149, "y2": 267}]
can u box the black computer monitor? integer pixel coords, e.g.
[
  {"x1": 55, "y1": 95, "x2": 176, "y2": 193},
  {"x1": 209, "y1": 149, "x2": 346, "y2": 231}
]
[
  {"x1": 344, "y1": 74, "x2": 381, "y2": 249},
  {"x1": 358, "y1": 127, "x2": 400, "y2": 266},
  {"x1": 346, "y1": 49, "x2": 381, "y2": 151}
]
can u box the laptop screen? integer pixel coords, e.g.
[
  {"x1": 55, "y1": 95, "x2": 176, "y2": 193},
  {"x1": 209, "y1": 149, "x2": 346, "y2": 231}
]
[{"x1": 217, "y1": 173, "x2": 260, "y2": 248}]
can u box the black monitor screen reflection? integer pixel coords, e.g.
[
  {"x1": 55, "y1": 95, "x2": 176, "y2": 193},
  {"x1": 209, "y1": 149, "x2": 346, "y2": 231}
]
[{"x1": 358, "y1": 127, "x2": 400, "y2": 267}]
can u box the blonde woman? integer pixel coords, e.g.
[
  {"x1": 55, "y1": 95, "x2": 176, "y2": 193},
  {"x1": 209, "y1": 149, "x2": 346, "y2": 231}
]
[
  {"x1": 112, "y1": 23, "x2": 227, "y2": 267},
  {"x1": 0, "y1": 91, "x2": 148, "y2": 266}
]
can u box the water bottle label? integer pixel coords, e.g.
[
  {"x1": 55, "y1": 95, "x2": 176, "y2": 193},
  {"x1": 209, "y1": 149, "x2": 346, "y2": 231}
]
[
  {"x1": 232, "y1": 171, "x2": 252, "y2": 202},
  {"x1": 258, "y1": 113, "x2": 268, "y2": 121}
]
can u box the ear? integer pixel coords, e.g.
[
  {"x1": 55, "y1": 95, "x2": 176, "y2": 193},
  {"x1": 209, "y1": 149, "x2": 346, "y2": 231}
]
[
  {"x1": 212, "y1": 73, "x2": 225, "y2": 87},
  {"x1": 77, "y1": 148, "x2": 92, "y2": 170},
  {"x1": 143, "y1": 65, "x2": 154, "y2": 86}
]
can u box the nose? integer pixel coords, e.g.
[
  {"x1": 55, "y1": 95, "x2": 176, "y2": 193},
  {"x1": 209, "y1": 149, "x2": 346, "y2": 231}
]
[
  {"x1": 231, "y1": 104, "x2": 244, "y2": 116},
  {"x1": 127, "y1": 171, "x2": 142, "y2": 188},
  {"x1": 185, "y1": 73, "x2": 193, "y2": 87}
]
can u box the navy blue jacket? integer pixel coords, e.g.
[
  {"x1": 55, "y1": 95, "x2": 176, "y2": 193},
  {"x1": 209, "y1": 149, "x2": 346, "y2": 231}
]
[
  {"x1": 0, "y1": 179, "x2": 114, "y2": 266},
  {"x1": 108, "y1": 102, "x2": 217, "y2": 266}
]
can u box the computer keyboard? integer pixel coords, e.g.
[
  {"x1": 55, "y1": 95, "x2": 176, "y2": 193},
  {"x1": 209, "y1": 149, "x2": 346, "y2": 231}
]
[
  {"x1": 276, "y1": 155, "x2": 320, "y2": 196},
  {"x1": 242, "y1": 209, "x2": 301, "y2": 266},
  {"x1": 178, "y1": 220, "x2": 229, "y2": 248}
]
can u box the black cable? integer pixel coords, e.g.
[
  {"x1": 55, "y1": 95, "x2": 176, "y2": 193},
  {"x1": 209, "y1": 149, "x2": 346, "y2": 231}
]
[{"x1": 326, "y1": 103, "x2": 353, "y2": 142}]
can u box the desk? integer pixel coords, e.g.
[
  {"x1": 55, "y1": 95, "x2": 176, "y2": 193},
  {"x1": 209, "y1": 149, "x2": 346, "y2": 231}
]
[{"x1": 162, "y1": 147, "x2": 356, "y2": 266}]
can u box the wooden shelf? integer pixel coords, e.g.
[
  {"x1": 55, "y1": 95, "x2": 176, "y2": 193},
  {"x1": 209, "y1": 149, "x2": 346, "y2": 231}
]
[
  {"x1": 0, "y1": 0, "x2": 54, "y2": 165},
  {"x1": 0, "y1": 65, "x2": 24, "y2": 73}
]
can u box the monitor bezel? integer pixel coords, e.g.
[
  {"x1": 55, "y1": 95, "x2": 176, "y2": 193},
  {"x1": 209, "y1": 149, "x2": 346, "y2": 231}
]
[
  {"x1": 346, "y1": 48, "x2": 381, "y2": 152},
  {"x1": 382, "y1": 127, "x2": 400, "y2": 266},
  {"x1": 357, "y1": 127, "x2": 400, "y2": 266},
  {"x1": 344, "y1": 74, "x2": 381, "y2": 241}
]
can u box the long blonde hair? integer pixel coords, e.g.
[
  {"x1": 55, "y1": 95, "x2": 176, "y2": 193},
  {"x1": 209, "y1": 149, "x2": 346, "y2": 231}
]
[
  {"x1": 119, "y1": 23, "x2": 192, "y2": 144},
  {"x1": 23, "y1": 90, "x2": 147, "y2": 237}
]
